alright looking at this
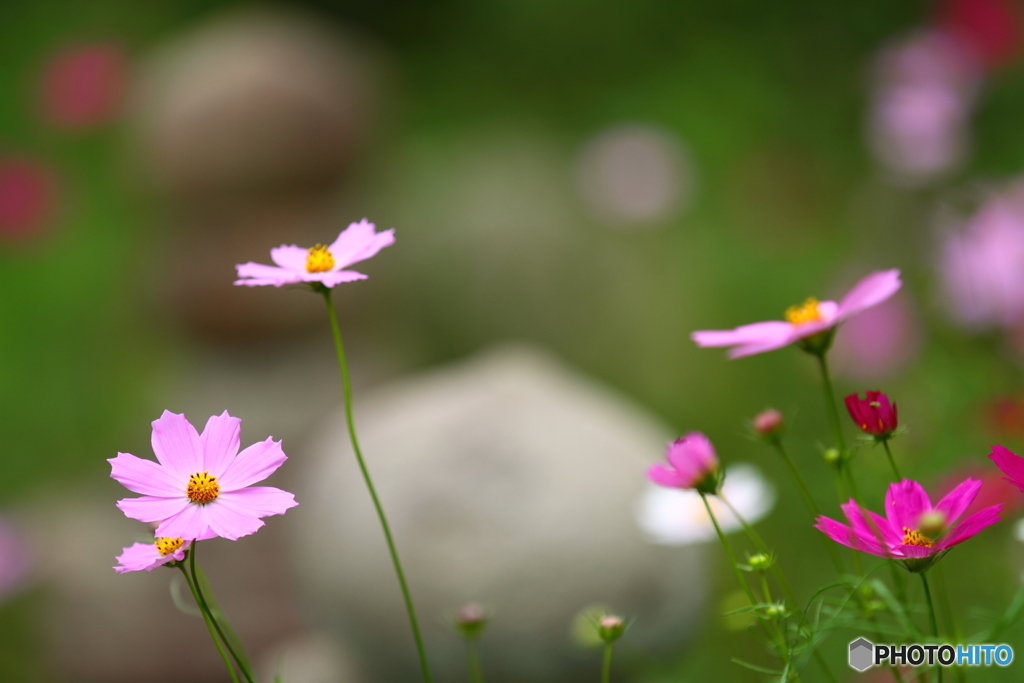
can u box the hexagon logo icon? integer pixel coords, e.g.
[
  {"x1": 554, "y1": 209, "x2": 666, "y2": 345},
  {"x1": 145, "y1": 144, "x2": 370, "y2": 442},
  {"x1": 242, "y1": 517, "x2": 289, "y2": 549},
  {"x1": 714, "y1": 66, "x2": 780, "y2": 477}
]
[{"x1": 849, "y1": 638, "x2": 874, "y2": 671}]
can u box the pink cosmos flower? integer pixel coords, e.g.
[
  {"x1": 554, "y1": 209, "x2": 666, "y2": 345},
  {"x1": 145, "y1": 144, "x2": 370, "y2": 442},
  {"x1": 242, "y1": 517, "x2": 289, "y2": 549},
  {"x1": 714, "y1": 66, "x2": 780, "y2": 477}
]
[
  {"x1": 114, "y1": 537, "x2": 192, "y2": 573},
  {"x1": 814, "y1": 478, "x2": 1001, "y2": 572},
  {"x1": 988, "y1": 444, "x2": 1024, "y2": 493},
  {"x1": 234, "y1": 218, "x2": 394, "y2": 288},
  {"x1": 692, "y1": 269, "x2": 902, "y2": 359},
  {"x1": 110, "y1": 411, "x2": 297, "y2": 541},
  {"x1": 647, "y1": 432, "x2": 720, "y2": 492}
]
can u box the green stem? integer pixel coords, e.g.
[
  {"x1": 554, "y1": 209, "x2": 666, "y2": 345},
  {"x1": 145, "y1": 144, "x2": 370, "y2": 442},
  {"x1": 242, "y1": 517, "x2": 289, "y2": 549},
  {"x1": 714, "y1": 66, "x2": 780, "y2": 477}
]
[
  {"x1": 921, "y1": 573, "x2": 943, "y2": 683},
  {"x1": 177, "y1": 562, "x2": 240, "y2": 683},
  {"x1": 882, "y1": 440, "x2": 903, "y2": 481},
  {"x1": 467, "y1": 638, "x2": 485, "y2": 683},
  {"x1": 601, "y1": 643, "x2": 612, "y2": 683},
  {"x1": 190, "y1": 544, "x2": 255, "y2": 683},
  {"x1": 322, "y1": 290, "x2": 433, "y2": 683},
  {"x1": 815, "y1": 352, "x2": 860, "y2": 501},
  {"x1": 768, "y1": 440, "x2": 845, "y2": 574}
]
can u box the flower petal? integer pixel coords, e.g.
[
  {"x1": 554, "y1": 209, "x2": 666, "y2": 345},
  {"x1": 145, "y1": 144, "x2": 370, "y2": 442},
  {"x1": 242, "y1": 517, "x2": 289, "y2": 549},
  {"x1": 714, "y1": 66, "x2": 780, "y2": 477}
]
[
  {"x1": 647, "y1": 463, "x2": 687, "y2": 488},
  {"x1": 692, "y1": 321, "x2": 795, "y2": 348},
  {"x1": 989, "y1": 444, "x2": 1024, "y2": 492},
  {"x1": 108, "y1": 452, "x2": 182, "y2": 496},
  {"x1": 841, "y1": 500, "x2": 902, "y2": 549},
  {"x1": 234, "y1": 262, "x2": 303, "y2": 287},
  {"x1": 155, "y1": 502, "x2": 211, "y2": 540},
  {"x1": 938, "y1": 504, "x2": 1002, "y2": 549},
  {"x1": 116, "y1": 495, "x2": 190, "y2": 524},
  {"x1": 219, "y1": 436, "x2": 287, "y2": 491},
  {"x1": 935, "y1": 477, "x2": 982, "y2": 525},
  {"x1": 114, "y1": 542, "x2": 163, "y2": 573},
  {"x1": 836, "y1": 269, "x2": 902, "y2": 320},
  {"x1": 200, "y1": 411, "x2": 240, "y2": 479},
  {"x1": 151, "y1": 411, "x2": 203, "y2": 479},
  {"x1": 896, "y1": 543, "x2": 936, "y2": 558},
  {"x1": 328, "y1": 220, "x2": 395, "y2": 269},
  {"x1": 814, "y1": 514, "x2": 887, "y2": 556},
  {"x1": 885, "y1": 479, "x2": 933, "y2": 533},
  {"x1": 218, "y1": 487, "x2": 297, "y2": 517},
  {"x1": 204, "y1": 500, "x2": 265, "y2": 541},
  {"x1": 308, "y1": 270, "x2": 367, "y2": 287},
  {"x1": 269, "y1": 245, "x2": 309, "y2": 272}
]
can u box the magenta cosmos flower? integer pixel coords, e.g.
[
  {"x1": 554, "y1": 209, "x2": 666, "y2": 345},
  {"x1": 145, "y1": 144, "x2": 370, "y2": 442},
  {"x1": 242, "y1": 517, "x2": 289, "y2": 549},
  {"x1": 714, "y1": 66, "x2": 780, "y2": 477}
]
[
  {"x1": 692, "y1": 269, "x2": 902, "y2": 359},
  {"x1": 845, "y1": 390, "x2": 899, "y2": 438},
  {"x1": 647, "y1": 432, "x2": 720, "y2": 494},
  {"x1": 989, "y1": 444, "x2": 1024, "y2": 492},
  {"x1": 110, "y1": 411, "x2": 297, "y2": 541},
  {"x1": 234, "y1": 218, "x2": 394, "y2": 288},
  {"x1": 814, "y1": 478, "x2": 1001, "y2": 572},
  {"x1": 114, "y1": 537, "x2": 192, "y2": 573}
]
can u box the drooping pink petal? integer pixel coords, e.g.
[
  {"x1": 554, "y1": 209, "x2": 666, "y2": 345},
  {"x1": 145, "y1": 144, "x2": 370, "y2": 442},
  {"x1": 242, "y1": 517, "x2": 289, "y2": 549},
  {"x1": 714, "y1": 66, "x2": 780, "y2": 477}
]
[
  {"x1": 204, "y1": 500, "x2": 265, "y2": 541},
  {"x1": 270, "y1": 245, "x2": 310, "y2": 273},
  {"x1": 311, "y1": 270, "x2": 368, "y2": 287},
  {"x1": 328, "y1": 220, "x2": 396, "y2": 268},
  {"x1": 885, "y1": 479, "x2": 933, "y2": 532},
  {"x1": 935, "y1": 477, "x2": 981, "y2": 525},
  {"x1": 200, "y1": 411, "x2": 240, "y2": 479},
  {"x1": 692, "y1": 321, "x2": 795, "y2": 348},
  {"x1": 896, "y1": 543, "x2": 936, "y2": 558},
  {"x1": 218, "y1": 487, "x2": 297, "y2": 517},
  {"x1": 155, "y1": 502, "x2": 210, "y2": 540},
  {"x1": 837, "y1": 269, "x2": 902, "y2": 320},
  {"x1": 814, "y1": 515, "x2": 887, "y2": 556},
  {"x1": 989, "y1": 444, "x2": 1024, "y2": 492},
  {"x1": 114, "y1": 540, "x2": 188, "y2": 573},
  {"x1": 108, "y1": 452, "x2": 183, "y2": 497},
  {"x1": 647, "y1": 463, "x2": 688, "y2": 488},
  {"x1": 938, "y1": 504, "x2": 1002, "y2": 548},
  {"x1": 151, "y1": 411, "x2": 203, "y2": 478},
  {"x1": 116, "y1": 495, "x2": 190, "y2": 524},
  {"x1": 728, "y1": 332, "x2": 803, "y2": 359},
  {"x1": 234, "y1": 262, "x2": 303, "y2": 287},
  {"x1": 218, "y1": 436, "x2": 287, "y2": 491}
]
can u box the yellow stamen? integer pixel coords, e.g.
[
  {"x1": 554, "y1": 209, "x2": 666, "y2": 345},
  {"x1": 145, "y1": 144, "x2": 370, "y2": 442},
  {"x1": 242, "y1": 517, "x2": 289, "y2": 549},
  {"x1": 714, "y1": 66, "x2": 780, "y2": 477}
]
[
  {"x1": 306, "y1": 244, "x2": 335, "y2": 273},
  {"x1": 784, "y1": 297, "x2": 824, "y2": 325},
  {"x1": 902, "y1": 527, "x2": 934, "y2": 548},
  {"x1": 155, "y1": 537, "x2": 185, "y2": 556},
  {"x1": 187, "y1": 471, "x2": 220, "y2": 504}
]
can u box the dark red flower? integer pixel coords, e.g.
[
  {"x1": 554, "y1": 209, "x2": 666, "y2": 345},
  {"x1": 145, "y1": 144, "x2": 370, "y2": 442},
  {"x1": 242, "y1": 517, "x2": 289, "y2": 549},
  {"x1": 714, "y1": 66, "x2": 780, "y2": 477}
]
[{"x1": 845, "y1": 390, "x2": 898, "y2": 438}]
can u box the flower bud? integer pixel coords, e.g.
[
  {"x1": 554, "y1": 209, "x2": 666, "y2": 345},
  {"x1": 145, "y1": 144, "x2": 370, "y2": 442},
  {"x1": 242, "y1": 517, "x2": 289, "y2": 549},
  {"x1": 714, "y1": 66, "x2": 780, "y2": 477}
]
[
  {"x1": 747, "y1": 553, "x2": 774, "y2": 572},
  {"x1": 844, "y1": 391, "x2": 898, "y2": 438},
  {"x1": 454, "y1": 602, "x2": 489, "y2": 640},
  {"x1": 596, "y1": 615, "x2": 626, "y2": 643},
  {"x1": 753, "y1": 409, "x2": 784, "y2": 439},
  {"x1": 764, "y1": 603, "x2": 788, "y2": 620},
  {"x1": 823, "y1": 448, "x2": 841, "y2": 466},
  {"x1": 918, "y1": 510, "x2": 947, "y2": 536}
]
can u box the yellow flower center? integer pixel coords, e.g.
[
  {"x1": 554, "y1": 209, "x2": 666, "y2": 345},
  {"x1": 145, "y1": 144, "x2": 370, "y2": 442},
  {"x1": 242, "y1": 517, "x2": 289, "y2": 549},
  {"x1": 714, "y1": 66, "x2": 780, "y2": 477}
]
[
  {"x1": 902, "y1": 527, "x2": 934, "y2": 548},
  {"x1": 187, "y1": 471, "x2": 220, "y2": 504},
  {"x1": 306, "y1": 244, "x2": 335, "y2": 273},
  {"x1": 155, "y1": 537, "x2": 185, "y2": 557},
  {"x1": 784, "y1": 297, "x2": 824, "y2": 325}
]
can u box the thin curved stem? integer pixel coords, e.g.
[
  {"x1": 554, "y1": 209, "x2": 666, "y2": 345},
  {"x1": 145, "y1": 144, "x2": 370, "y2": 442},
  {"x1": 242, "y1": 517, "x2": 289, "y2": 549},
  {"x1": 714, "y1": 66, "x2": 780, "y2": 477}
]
[
  {"x1": 601, "y1": 643, "x2": 613, "y2": 683},
  {"x1": 882, "y1": 439, "x2": 903, "y2": 481},
  {"x1": 190, "y1": 544, "x2": 255, "y2": 683},
  {"x1": 815, "y1": 352, "x2": 861, "y2": 501},
  {"x1": 921, "y1": 573, "x2": 943, "y2": 683},
  {"x1": 177, "y1": 563, "x2": 239, "y2": 683},
  {"x1": 322, "y1": 290, "x2": 433, "y2": 683}
]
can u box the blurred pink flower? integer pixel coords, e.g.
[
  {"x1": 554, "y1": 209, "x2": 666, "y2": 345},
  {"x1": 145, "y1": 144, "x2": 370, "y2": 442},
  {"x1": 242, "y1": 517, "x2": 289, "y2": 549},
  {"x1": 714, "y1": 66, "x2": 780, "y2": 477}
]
[
  {"x1": 0, "y1": 157, "x2": 56, "y2": 240},
  {"x1": 39, "y1": 43, "x2": 127, "y2": 129},
  {"x1": 868, "y1": 31, "x2": 980, "y2": 182},
  {"x1": 815, "y1": 478, "x2": 1001, "y2": 572},
  {"x1": 936, "y1": 462, "x2": 1024, "y2": 519},
  {"x1": 235, "y1": 218, "x2": 394, "y2": 288},
  {"x1": 114, "y1": 537, "x2": 191, "y2": 573},
  {"x1": 692, "y1": 269, "x2": 901, "y2": 358},
  {"x1": 110, "y1": 410, "x2": 297, "y2": 541},
  {"x1": 938, "y1": 0, "x2": 1022, "y2": 69},
  {"x1": 830, "y1": 292, "x2": 919, "y2": 380},
  {"x1": 939, "y1": 186, "x2": 1024, "y2": 330},
  {"x1": 0, "y1": 517, "x2": 32, "y2": 599},
  {"x1": 647, "y1": 432, "x2": 719, "y2": 491}
]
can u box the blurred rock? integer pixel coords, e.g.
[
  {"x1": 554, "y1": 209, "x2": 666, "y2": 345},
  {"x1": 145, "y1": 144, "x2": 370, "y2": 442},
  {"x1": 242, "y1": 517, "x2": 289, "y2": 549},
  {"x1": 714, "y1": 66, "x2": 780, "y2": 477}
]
[{"x1": 291, "y1": 344, "x2": 705, "y2": 682}]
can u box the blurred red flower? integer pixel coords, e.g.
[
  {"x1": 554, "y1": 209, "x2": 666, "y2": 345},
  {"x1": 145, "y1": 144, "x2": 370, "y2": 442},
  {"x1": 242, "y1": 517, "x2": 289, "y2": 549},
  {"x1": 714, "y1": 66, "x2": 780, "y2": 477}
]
[
  {"x1": 39, "y1": 42, "x2": 127, "y2": 129},
  {"x1": 0, "y1": 158, "x2": 56, "y2": 240}
]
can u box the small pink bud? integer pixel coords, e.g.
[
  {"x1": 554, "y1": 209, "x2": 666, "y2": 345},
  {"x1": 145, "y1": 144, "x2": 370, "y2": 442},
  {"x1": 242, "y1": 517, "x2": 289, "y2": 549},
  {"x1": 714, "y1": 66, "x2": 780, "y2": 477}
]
[
  {"x1": 753, "y1": 409, "x2": 784, "y2": 437},
  {"x1": 597, "y1": 614, "x2": 626, "y2": 643},
  {"x1": 454, "y1": 602, "x2": 489, "y2": 639}
]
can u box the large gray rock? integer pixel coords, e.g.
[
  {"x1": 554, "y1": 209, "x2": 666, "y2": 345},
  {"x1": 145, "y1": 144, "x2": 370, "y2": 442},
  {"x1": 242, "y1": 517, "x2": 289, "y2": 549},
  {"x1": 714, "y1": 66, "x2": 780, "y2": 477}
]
[{"x1": 291, "y1": 345, "x2": 705, "y2": 682}]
